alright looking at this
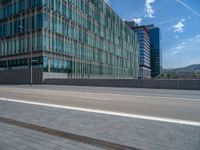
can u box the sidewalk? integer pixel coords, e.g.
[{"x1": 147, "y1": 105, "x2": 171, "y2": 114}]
[{"x1": 0, "y1": 122, "x2": 103, "y2": 150}]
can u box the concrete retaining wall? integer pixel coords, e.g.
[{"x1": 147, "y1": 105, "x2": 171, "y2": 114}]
[
  {"x1": 0, "y1": 69, "x2": 43, "y2": 84},
  {"x1": 44, "y1": 79, "x2": 200, "y2": 90}
]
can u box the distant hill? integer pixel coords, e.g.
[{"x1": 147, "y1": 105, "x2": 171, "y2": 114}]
[
  {"x1": 161, "y1": 64, "x2": 200, "y2": 79},
  {"x1": 172, "y1": 64, "x2": 200, "y2": 73}
]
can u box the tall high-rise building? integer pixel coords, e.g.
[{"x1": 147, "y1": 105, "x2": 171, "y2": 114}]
[
  {"x1": 0, "y1": 0, "x2": 139, "y2": 83},
  {"x1": 133, "y1": 26, "x2": 151, "y2": 79},
  {"x1": 146, "y1": 24, "x2": 162, "y2": 78},
  {"x1": 125, "y1": 21, "x2": 151, "y2": 79}
]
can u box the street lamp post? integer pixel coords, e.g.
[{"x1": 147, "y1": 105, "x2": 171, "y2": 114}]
[{"x1": 18, "y1": 26, "x2": 32, "y2": 86}]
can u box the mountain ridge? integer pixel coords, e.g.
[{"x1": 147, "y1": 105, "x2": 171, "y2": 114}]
[{"x1": 164, "y1": 64, "x2": 200, "y2": 73}]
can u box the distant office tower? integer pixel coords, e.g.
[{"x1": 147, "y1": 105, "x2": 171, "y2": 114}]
[
  {"x1": 125, "y1": 22, "x2": 161, "y2": 78},
  {"x1": 146, "y1": 25, "x2": 162, "y2": 78},
  {"x1": 125, "y1": 22, "x2": 151, "y2": 79},
  {"x1": 0, "y1": 0, "x2": 139, "y2": 83}
]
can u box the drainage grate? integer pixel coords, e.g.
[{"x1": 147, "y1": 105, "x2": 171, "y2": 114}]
[{"x1": 0, "y1": 117, "x2": 140, "y2": 150}]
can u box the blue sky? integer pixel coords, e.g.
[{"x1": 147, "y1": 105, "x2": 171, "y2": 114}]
[{"x1": 109, "y1": 0, "x2": 200, "y2": 68}]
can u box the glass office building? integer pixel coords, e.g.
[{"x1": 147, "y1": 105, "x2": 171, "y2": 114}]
[
  {"x1": 146, "y1": 25, "x2": 161, "y2": 78},
  {"x1": 125, "y1": 21, "x2": 151, "y2": 79},
  {"x1": 126, "y1": 21, "x2": 161, "y2": 79},
  {"x1": 0, "y1": 0, "x2": 139, "y2": 83},
  {"x1": 131, "y1": 26, "x2": 151, "y2": 79}
]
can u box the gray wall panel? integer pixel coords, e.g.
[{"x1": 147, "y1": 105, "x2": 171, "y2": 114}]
[
  {"x1": 44, "y1": 79, "x2": 200, "y2": 90},
  {"x1": 0, "y1": 69, "x2": 43, "y2": 84}
]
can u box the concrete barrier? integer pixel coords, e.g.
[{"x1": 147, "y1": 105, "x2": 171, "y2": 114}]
[
  {"x1": 0, "y1": 69, "x2": 43, "y2": 84},
  {"x1": 44, "y1": 79, "x2": 200, "y2": 90}
]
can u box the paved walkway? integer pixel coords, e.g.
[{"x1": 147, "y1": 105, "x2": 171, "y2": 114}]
[
  {"x1": 0, "y1": 122, "x2": 104, "y2": 150},
  {"x1": 0, "y1": 100, "x2": 199, "y2": 150}
]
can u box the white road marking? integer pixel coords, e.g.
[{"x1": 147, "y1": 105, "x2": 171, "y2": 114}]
[
  {"x1": 0, "y1": 97, "x2": 199, "y2": 126},
  {"x1": 1, "y1": 87, "x2": 200, "y2": 102}
]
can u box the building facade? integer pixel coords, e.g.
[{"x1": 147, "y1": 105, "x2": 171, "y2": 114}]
[
  {"x1": 125, "y1": 21, "x2": 151, "y2": 79},
  {"x1": 132, "y1": 26, "x2": 151, "y2": 79},
  {"x1": 0, "y1": 0, "x2": 139, "y2": 83},
  {"x1": 146, "y1": 25, "x2": 161, "y2": 78}
]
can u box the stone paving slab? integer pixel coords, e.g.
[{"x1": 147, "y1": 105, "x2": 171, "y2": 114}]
[
  {"x1": 0, "y1": 100, "x2": 200, "y2": 150},
  {"x1": 0, "y1": 122, "x2": 104, "y2": 150}
]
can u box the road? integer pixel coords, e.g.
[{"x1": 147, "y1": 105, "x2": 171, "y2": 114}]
[
  {"x1": 0, "y1": 85, "x2": 200, "y2": 150},
  {"x1": 0, "y1": 85, "x2": 200, "y2": 122}
]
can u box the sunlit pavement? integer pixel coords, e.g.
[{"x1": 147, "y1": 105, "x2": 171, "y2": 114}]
[{"x1": 0, "y1": 85, "x2": 200, "y2": 150}]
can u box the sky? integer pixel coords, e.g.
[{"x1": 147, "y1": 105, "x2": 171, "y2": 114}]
[{"x1": 109, "y1": 0, "x2": 200, "y2": 69}]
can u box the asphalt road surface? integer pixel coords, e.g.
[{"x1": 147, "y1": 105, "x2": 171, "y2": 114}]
[{"x1": 0, "y1": 85, "x2": 200, "y2": 122}]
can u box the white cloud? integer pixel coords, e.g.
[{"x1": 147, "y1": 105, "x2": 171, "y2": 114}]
[
  {"x1": 196, "y1": 34, "x2": 200, "y2": 39},
  {"x1": 172, "y1": 50, "x2": 180, "y2": 55},
  {"x1": 182, "y1": 42, "x2": 186, "y2": 45},
  {"x1": 132, "y1": 18, "x2": 142, "y2": 25},
  {"x1": 185, "y1": 34, "x2": 200, "y2": 43},
  {"x1": 144, "y1": 0, "x2": 155, "y2": 18},
  {"x1": 176, "y1": 45, "x2": 184, "y2": 50},
  {"x1": 176, "y1": 0, "x2": 200, "y2": 17},
  {"x1": 181, "y1": 18, "x2": 185, "y2": 22},
  {"x1": 164, "y1": 35, "x2": 200, "y2": 68},
  {"x1": 170, "y1": 19, "x2": 185, "y2": 33},
  {"x1": 173, "y1": 22, "x2": 185, "y2": 32},
  {"x1": 171, "y1": 34, "x2": 200, "y2": 55},
  {"x1": 189, "y1": 38, "x2": 195, "y2": 42},
  {"x1": 174, "y1": 35, "x2": 179, "y2": 39},
  {"x1": 171, "y1": 45, "x2": 184, "y2": 55}
]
